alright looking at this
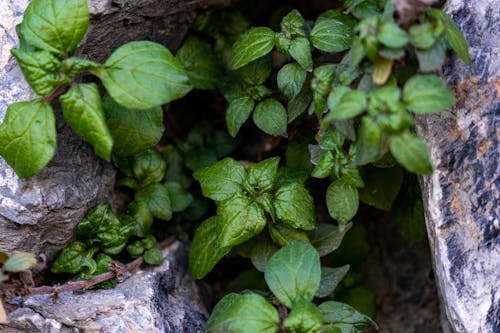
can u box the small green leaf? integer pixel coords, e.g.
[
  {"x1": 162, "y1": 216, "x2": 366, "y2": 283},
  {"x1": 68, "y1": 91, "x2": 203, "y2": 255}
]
[
  {"x1": 51, "y1": 241, "x2": 96, "y2": 274},
  {"x1": 351, "y1": 116, "x2": 382, "y2": 166},
  {"x1": 135, "y1": 184, "x2": 173, "y2": 220},
  {"x1": 289, "y1": 37, "x2": 313, "y2": 70},
  {"x1": 141, "y1": 234, "x2": 157, "y2": 249},
  {"x1": 226, "y1": 96, "x2": 255, "y2": 137},
  {"x1": 247, "y1": 157, "x2": 280, "y2": 192},
  {"x1": 239, "y1": 56, "x2": 272, "y2": 86},
  {"x1": 143, "y1": 248, "x2": 163, "y2": 265},
  {"x1": 127, "y1": 241, "x2": 144, "y2": 257},
  {"x1": 253, "y1": 99, "x2": 288, "y2": 137},
  {"x1": 0, "y1": 99, "x2": 56, "y2": 178},
  {"x1": 284, "y1": 298, "x2": 323, "y2": 333},
  {"x1": 60, "y1": 83, "x2": 113, "y2": 160},
  {"x1": 318, "y1": 301, "x2": 377, "y2": 331},
  {"x1": 326, "y1": 179, "x2": 359, "y2": 228},
  {"x1": 19, "y1": 0, "x2": 89, "y2": 54},
  {"x1": 2, "y1": 252, "x2": 37, "y2": 273},
  {"x1": 288, "y1": 85, "x2": 313, "y2": 123},
  {"x1": 206, "y1": 293, "x2": 280, "y2": 333},
  {"x1": 277, "y1": 63, "x2": 307, "y2": 99},
  {"x1": 409, "y1": 22, "x2": 436, "y2": 49},
  {"x1": 230, "y1": 27, "x2": 276, "y2": 70},
  {"x1": 312, "y1": 150, "x2": 334, "y2": 179},
  {"x1": 316, "y1": 265, "x2": 350, "y2": 298},
  {"x1": 310, "y1": 18, "x2": 353, "y2": 53},
  {"x1": 403, "y1": 75, "x2": 455, "y2": 114},
  {"x1": 61, "y1": 57, "x2": 100, "y2": 77},
  {"x1": 416, "y1": 39, "x2": 446, "y2": 72},
  {"x1": 358, "y1": 165, "x2": 403, "y2": 211},
  {"x1": 389, "y1": 131, "x2": 433, "y2": 175},
  {"x1": 269, "y1": 223, "x2": 309, "y2": 247},
  {"x1": 93, "y1": 41, "x2": 192, "y2": 109},
  {"x1": 377, "y1": 21, "x2": 408, "y2": 48},
  {"x1": 125, "y1": 200, "x2": 153, "y2": 237},
  {"x1": 308, "y1": 223, "x2": 353, "y2": 257},
  {"x1": 164, "y1": 182, "x2": 193, "y2": 213},
  {"x1": 329, "y1": 90, "x2": 366, "y2": 120},
  {"x1": 132, "y1": 149, "x2": 166, "y2": 186},
  {"x1": 326, "y1": 86, "x2": 351, "y2": 118},
  {"x1": 243, "y1": 234, "x2": 279, "y2": 272},
  {"x1": 274, "y1": 183, "x2": 315, "y2": 230},
  {"x1": 193, "y1": 158, "x2": 246, "y2": 202},
  {"x1": 89, "y1": 253, "x2": 116, "y2": 289},
  {"x1": 189, "y1": 216, "x2": 231, "y2": 279},
  {"x1": 264, "y1": 241, "x2": 321, "y2": 308},
  {"x1": 280, "y1": 9, "x2": 307, "y2": 36}
]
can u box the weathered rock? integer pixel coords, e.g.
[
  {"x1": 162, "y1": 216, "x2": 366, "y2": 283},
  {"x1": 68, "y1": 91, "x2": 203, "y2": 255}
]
[
  {"x1": 416, "y1": 0, "x2": 500, "y2": 332},
  {"x1": 1, "y1": 241, "x2": 210, "y2": 333}
]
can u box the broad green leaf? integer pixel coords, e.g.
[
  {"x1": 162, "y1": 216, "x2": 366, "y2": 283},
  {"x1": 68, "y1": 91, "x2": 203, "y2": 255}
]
[
  {"x1": 206, "y1": 293, "x2": 280, "y2": 333},
  {"x1": 358, "y1": 165, "x2": 403, "y2": 211},
  {"x1": 318, "y1": 301, "x2": 377, "y2": 331},
  {"x1": 389, "y1": 131, "x2": 433, "y2": 175},
  {"x1": 193, "y1": 158, "x2": 246, "y2": 202},
  {"x1": 125, "y1": 200, "x2": 153, "y2": 237},
  {"x1": 284, "y1": 298, "x2": 323, "y2": 333},
  {"x1": 176, "y1": 36, "x2": 223, "y2": 90},
  {"x1": 288, "y1": 85, "x2": 313, "y2": 123},
  {"x1": 102, "y1": 95, "x2": 164, "y2": 157},
  {"x1": 329, "y1": 90, "x2": 366, "y2": 120},
  {"x1": 409, "y1": 22, "x2": 436, "y2": 49},
  {"x1": 253, "y1": 99, "x2": 288, "y2": 137},
  {"x1": 132, "y1": 149, "x2": 166, "y2": 186},
  {"x1": 264, "y1": 241, "x2": 321, "y2": 308},
  {"x1": 289, "y1": 37, "x2": 313, "y2": 70},
  {"x1": 278, "y1": 63, "x2": 307, "y2": 99},
  {"x1": 316, "y1": 265, "x2": 350, "y2": 298},
  {"x1": 135, "y1": 184, "x2": 173, "y2": 220},
  {"x1": 217, "y1": 193, "x2": 267, "y2": 247},
  {"x1": 326, "y1": 179, "x2": 359, "y2": 228},
  {"x1": 312, "y1": 150, "x2": 334, "y2": 179},
  {"x1": 402, "y1": 75, "x2": 454, "y2": 114},
  {"x1": 367, "y1": 86, "x2": 401, "y2": 113},
  {"x1": 164, "y1": 182, "x2": 193, "y2": 213},
  {"x1": 377, "y1": 21, "x2": 408, "y2": 48},
  {"x1": 274, "y1": 183, "x2": 315, "y2": 230},
  {"x1": 416, "y1": 39, "x2": 446, "y2": 72},
  {"x1": 269, "y1": 223, "x2": 309, "y2": 247},
  {"x1": 2, "y1": 252, "x2": 37, "y2": 273},
  {"x1": 310, "y1": 18, "x2": 353, "y2": 53},
  {"x1": 11, "y1": 49, "x2": 65, "y2": 96},
  {"x1": 0, "y1": 99, "x2": 56, "y2": 178},
  {"x1": 226, "y1": 96, "x2": 255, "y2": 137},
  {"x1": 143, "y1": 248, "x2": 163, "y2": 265},
  {"x1": 395, "y1": 199, "x2": 427, "y2": 246},
  {"x1": 239, "y1": 56, "x2": 272, "y2": 85},
  {"x1": 230, "y1": 27, "x2": 276, "y2": 70},
  {"x1": 19, "y1": 0, "x2": 89, "y2": 54},
  {"x1": 93, "y1": 41, "x2": 192, "y2": 109},
  {"x1": 280, "y1": 9, "x2": 307, "y2": 36},
  {"x1": 51, "y1": 241, "x2": 97, "y2": 274},
  {"x1": 308, "y1": 223, "x2": 352, "y2": 257},
  {"x1": 326, "y1": 86, "x2": 351, "y2": 118},
  {"x1": 189, "y1": 216, "x2": 231, "y2": 279},
  {"x1": 60, "y1": 83, "x2": 113, "y2": 160},
  {"x1": 247, "y1": 157, "x2": 280, "y2": 192}
]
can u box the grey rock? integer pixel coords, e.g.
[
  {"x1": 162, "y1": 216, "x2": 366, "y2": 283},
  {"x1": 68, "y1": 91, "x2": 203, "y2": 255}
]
[{"x1": 416, "y1": 0, "x2": 500, "y2": 332}]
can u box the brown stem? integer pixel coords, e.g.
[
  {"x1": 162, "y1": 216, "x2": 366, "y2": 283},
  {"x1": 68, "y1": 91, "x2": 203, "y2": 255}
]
[{"x1": 43, "y1": 84, "x2": 69, "y2": 103}]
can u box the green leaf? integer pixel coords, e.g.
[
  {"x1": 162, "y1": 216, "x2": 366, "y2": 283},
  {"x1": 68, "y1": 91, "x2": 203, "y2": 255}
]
[
  {"x1": 10, "y1": 49, "x2": 66, "y2": 96},
  {"x1": 351, "y1": 116, "x2": 382, "y2": 166},
  {"x1": 143, "y1": 248, "x2": 163, "y2": 265},
  {"x1": 240, "y1": 234, "x2": 279, "y2": 272},
  {"x1": 278, "y1": 63, "x2": 307, "y2": 99},
  {"x1": 0, "y1": 99, "x2": 56, "y2": 178},
  {"x1": 176, "y1": 36, "x2": 223, "y2": 90},
  {"x1": 336, "y1": 285, "x2": 376, "y2": 319},
  {"x1": 247, "y1": 157, "x2": 280, "y2": 192},
  {"x1": 2, "y1": 252, "x2": 37, "y2": 273},
  {"x1": 409, "y1": 22, "x2": 436, "y2": 49},
  {"x1": 308, "y1": 222, "x2": 353, "y2": 257},
  {"x1": 193, "y1": 158, "x2": 246, "y2": 202},
  {"x1": 328, "y1": 90, "x2": 366, "y2": 120},
  {"x1": 316, "y1": 265, "x2": 350, "y2": 298},
  {"x1": 264, "y1": 241, "x2": 321, "y2": 308},
  {"x1": 280, "y1": 9, "x2": 307, "y2": 36},
  {"x1": 89, "y1": 253, "x2": 116, "y2": 289},
  {"x1": 102, "y1": 95, "x2": 164, "y2": 157},
  {"x1": 253, "y1": 99, "x2": 288, "y2": 137},
  {"x1": 127, "y1": 241, "x2": 144, "y2": 257},
  {"x1": 230, "y1": 27, "x2": 276, "y2": 70},
  {"x1": 389, "y1": 131, "x2": 433, "y2": 175},
  {"x1": 217, "y1": 193, "x2": 267, "y2": 247},
  {"x1": 288, "y1": 85, "x2": 313, "y2": 123},
  {"x1": 19, "y1": 0, "x2": 89, "y2": 54},
  {"x1": 164, "y1": 182, "x2": 193, "y2": 213},
  {"x1": 239, "y1": 56, "x2": 272, "y2": 86},
  {"x1": 206, "y1": 293, "x2": 280, "y2": 333},
  {"x1": 132, "y1": 149, "x2": 166, "y2": 186},
  {"x1": 326, "y1": 179, "x2": 359, "y2": 228},
  {"x1": 416, "y1": 39, "x2": 446, "y2": 72},
  {"x1": 377, "y1": 21, "x2": 408, "y2": 48},
  {"x1": 310, "y1": 18, "x2": 353, "y2": 53},
  {"x1": 189, "y1": 216, "x2": 231, "y2": 279},
  {"x1": 226, "y1": 96, "x2": 255, "y2": 137},
  {"x1": 358, "y1": 165, "x2": 403, "y2": 211},
  {"x1": 289, "y1": 37, "x2": 313, "y2": 70},
  {"x1": 61, "y1": 57, "x2": 100, "y2": 77},
  {"x1": 284, "y1": 298, "x2": 323, "y2": 333},
  {"x1": 274, "y1": 183, "x2": 315, "y2": 230},
  {"x1": 60, "y1": 83, "x2": 113, "y2": 160},
  {"x1": 402, "y1": 75, "x2": 454, "y2": 114},
  {"x1": 141, "y1": 234, "x2": 157, "y2": 249},
  {"x1": 125, "y1": 200, "x2": 153, "y2": 237},
  {"x1": 269, "y1": 223, "x2": 309, "y2": 247},
  {"x1": 183, "y1": 147, "x2": 218, "y2": 172},
  {"x1": 163, "y1": 145, "x2": 192, "y2": 188},
  {"x1": 326, "y1": 86, "x2": 351, "y2": 118},
  {"x1": 93, "y1": 41, "x2": 192, "y2": 109},
  {"x1": 318, "y1": 301, "x2": 377, "y2": 332},
  {"x1": 51, "y1": 241, "x2": 97, "y2": 274},
  {"x1": 135, "y1": 184, "x2": 173, "y2": 220}
]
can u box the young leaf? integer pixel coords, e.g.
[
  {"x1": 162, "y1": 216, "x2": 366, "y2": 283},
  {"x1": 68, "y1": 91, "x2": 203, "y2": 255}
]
[
  {"x1": 269, "y1": 223, "x2": 309, "y2": 247},
  {"x1": 402, "y1": 75, "x2": 455, "y2": 113},
  {"x1": 389, "y1": 131, "x2": 433, "y2": 175},
  {"x1": 125, "y1": 201, "x2": 153, "y2": 238},
  {"x1": 132, "y1": 149, "x2": 166, "y2": 186},
  {"x1": 247, "y1": 157, "x2": 280, "y2": 192},
  {"x1": 377, "y1": 21, "x2": 408, "y2": 48},
  {"x1": 277, "y1": 63, "x2": 307, "y2": 99},
  {"x1": 143, "y1": 248, "x2": 163, "y2": 265},
  {"x1": 284, "y1": 298, "x2": 323, "y2": 332},
  {"x1": 193, "y1": 158, "x2": 246, "y2": 202},
  {"x1": 19, "y1": 0, "x2": 89, "y2": 54},
  {"x1": 253, "y1": 99, "x2": 288, "y2": 137},
  {"x1": 0, "y1": 99, "x2": 56, "y2": 178},
  {"x1": 61, "y1": 57, "x2": 100, "y2": 77},
  {"x1": 2, "y1": 252, "x2": 37, "y2": 273},
  {"x1": 316, "y1": 265, "x2": 350, "y2": 298},
  {"x1": 358, "y1": 165, "x2": 403, "y2": 211},
  {"x1": 351, "y1": 116, "x2": 382, "y2": 166},
  {"x1": 164, "y1": 182, "x2": 193, "y2": 213},
  {"x1": 102, "y1": 95, "x2": 164, "y2": 157},
  {"x1": 60, "y1": 83, "x2": 113, "y2": 160},
  {"x1": 308, "y1": 223, "x2": 353, "y2": 257},
  {"x1": 289, "y1": 37, "x2": 313, "y2": 70},
  {"x1": 264, "y1": 241, "x2": 321, "y2": 308},
  {"x1": 409, "y1": 22, "x2": 436, "y2": 49},
  {"x1": 93, "y1": 41, "x2": 192, "y2": 109},
  {"x1": 274, "y1": 183, "x2": 315, "y2": 230},
  {"x1": 318, "y1": 301, "x2": 378, "y2": 331},
  {"x1": 280, "y1": 9, "x2": 307, "y2": 36},
  {"x1": 230, "y1": 27, "x2": 276, "y2": 70},
  {"x1": 226, "y1": 96, "x2": 255, "y2": 137},
  {"x1": 328, "y1": 90, "x2": 366, "y2": 120},
  {"x1": 135, "y1": 184, "x2": 173, "y2": 220},
  {"x1": 310, "y1": 18, "x2": 353, "y2": 53},
  {"x1": 51, "y1": 241, "x2": 97, "y2": 274},
  {"x1": 189, "y1": 216, "x2": 231, "y2": 279},
  {"x1": 326, "y1": 179, "x2": 359, "y2": 228},
  {"x1": 416, "y1": 39, "x2": 446, "y2": 72}
]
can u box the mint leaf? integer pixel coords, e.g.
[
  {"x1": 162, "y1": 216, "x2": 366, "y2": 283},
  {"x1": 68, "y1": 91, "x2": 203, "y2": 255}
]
[
  {"x1": 358, "y1": 165, "x2": 403, "y2": 211},
  {"x1": 318, "y1": 301, "x2": 377, "y2": 332},
  {"x1": 269, "y1": 223, "x2": 309, "y2": 247},
  {"x1": 226, "y1": 96, "x2": 255, "y2": 137},
  {"x1": 280, "y1": 9, "x2": 307, "y2": 36},
  {"x1": 93, "y1": 41, "x2": 192, "y2": 109},
  {"x1": 239, "y1": 56, "x2": 272, "y2": 86},
  {"x1": 60, "y1": 83, "x2": 113, "y2": 160},
  {"x1": 326, "y1": 179, "x2": 359, "y2": 228},
  {"x1": 132, "y1": 149, "x2": 166, "y2": 186},
  {"x1": 247, "y1": 157, "x2": 280, "y2": 192},
  {"x1": 19, "y1": 0, "x2": 89, "y2": 54},
  {"x1": 308, "y1": 223, "x2": 352, "y2": 257},
  {"x1": 230, "y1": 27, "x2": 276, "y2": 70},
  {"x1": 277, "y1": 63, "x2": 307, "y2": 99},
  {"x1": 409, "y1": 22, "x2": 436, "y2": 49},
  {"x1": 143, "y1": 248, "x2": 163, "y2": 265},
  {"x1": 328, "y1": 90, "x2": 366, "y2": 120},
  {"x1": 389, "y1": 131, "x2": 432, "y2": 175},
  {"x1": 289, "y1": 37, "x2": 313, "y2": 70},
  {"x1": 61, "y1": 57, "x2": 100, "y2": 77},
  {"x1": 264, "y1": 241, "x2": 321, "y2": 308},
  {"x1": 416, "y1": 39, "x2": 446, "y2": 72},
  {"x1": 193, "y1": 158, "x2": 246, "y2": 202},
  {"x1": 274, "y1": 183, "x2": 315, "y2": 230},
  {"x1": 310, "y1": 18, "x2": 353, "y2": 53},
  {"x1": 135, "y1": 184, "x2": 173, "y2": 221},
  {"x1": 189, "y1": 216, "x2": 231, "y2": 279},
  {"x1": 351, "y1": 116, "x2": 382, "y2": 166},
  {"x1": 51, "y1": 241, "x2": 96, "y2": 274},
  {"x1": 164, "y1": 182, "x2": 193, "y2": 213},
  {"x1": 403, "y1": 75, "x2": 454, "y2": 114},
  {"x1": 2, "y1": 252, "x2": 37, "y2": 273},
  {"x1": 125, "y1": 201, "x2": 153, "y2": 237},
  {"x1": 102, "y1": 95, "x2": 164, "y2": 157},
  {"x1": 217, "y1": 193, "x2": 267, "y2": 247},
  {"x1": 241, "y1": 233, "x2": 279, "y2": 272},
  {"x1": 377, "y1": 21, "x2": 408, "y2": 48},
  {"x1": 0, "y1": 99, "x2": 56, "y2": 178},
  {"x1": 253, "y1": 99, "x2": 288, "y2": 137},
  {"x1": 288, "y1": 85, "x2": 313, "y2": 123},
  {"x1": 284, "y1": 298, "x2": 323, "y2": 333},
  {"x1": 316, "y1": 265, "x2": 350, "y2": 298}
]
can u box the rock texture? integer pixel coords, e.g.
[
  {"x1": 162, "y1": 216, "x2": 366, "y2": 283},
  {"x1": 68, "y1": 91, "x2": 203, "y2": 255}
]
[
  {"x1": 416, "y1": 0, "x2": 499, "y2": 332},
  {"x1": 1, "y1": 241, "x2": 210, "y2": 333}
]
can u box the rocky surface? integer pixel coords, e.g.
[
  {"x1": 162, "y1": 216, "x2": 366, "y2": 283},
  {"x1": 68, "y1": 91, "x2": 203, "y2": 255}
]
[{"x1": 416, "y1": 0, "x2": 500, "y2": 332}]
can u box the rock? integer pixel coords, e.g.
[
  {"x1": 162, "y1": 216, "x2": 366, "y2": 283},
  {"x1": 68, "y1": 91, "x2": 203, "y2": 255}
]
[
  {"x1": 416, "y1": 0, "x2": 500, "y2": 332},
  {"x1": 1, "y1": 241, "x2": 210, "y2": 333}
]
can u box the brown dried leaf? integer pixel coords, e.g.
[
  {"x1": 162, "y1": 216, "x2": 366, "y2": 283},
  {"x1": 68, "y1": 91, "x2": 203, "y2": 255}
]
[{"x1": 0, "y1": 297, "x2": 7, "y2": 324}]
